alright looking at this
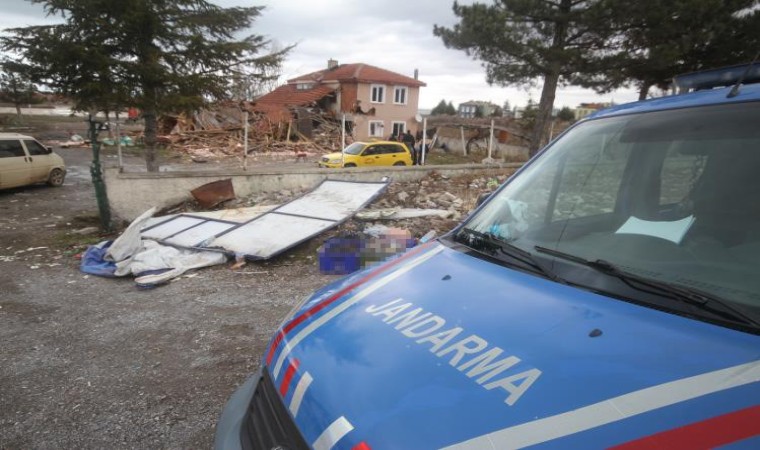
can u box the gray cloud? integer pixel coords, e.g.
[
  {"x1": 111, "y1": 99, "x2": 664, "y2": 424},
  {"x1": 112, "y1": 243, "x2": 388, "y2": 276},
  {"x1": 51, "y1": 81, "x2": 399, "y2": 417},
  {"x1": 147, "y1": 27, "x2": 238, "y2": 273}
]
[{"x1": 0, "y1": 0, "x2": 637, "y2": 108}]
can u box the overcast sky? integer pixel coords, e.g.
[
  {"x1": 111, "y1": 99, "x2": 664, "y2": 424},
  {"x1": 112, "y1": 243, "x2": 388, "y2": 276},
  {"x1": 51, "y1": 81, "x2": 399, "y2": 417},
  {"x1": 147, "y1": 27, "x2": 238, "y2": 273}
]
[{"x1": 1, "y1": 0, "x2": 641, "y2": 110}]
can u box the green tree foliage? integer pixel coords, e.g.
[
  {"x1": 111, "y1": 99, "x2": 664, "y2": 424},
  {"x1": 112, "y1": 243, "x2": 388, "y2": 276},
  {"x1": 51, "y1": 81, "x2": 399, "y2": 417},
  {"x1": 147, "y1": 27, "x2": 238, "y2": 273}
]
[
  {"x1": 446, "y1": 101, "x2": 457, "y2": 115},
  {"x1": 0, "y1": 60, "x2": 37, "y2": 124},
  {"x1": 434, "y1": 0, "x2": 613, "y2": 156},
  {"x1": 557, "y1": 106, "x2": 575, "y2": 121},
  {"x1": 582, "y1": 0, "x2": 760, "y2": 99},
  {"x1": 431, "y1": 99, "x2": 450, "y2": 115},
  {"x1": 2, "y1": 0, "x2": 289, "y2": 171}
]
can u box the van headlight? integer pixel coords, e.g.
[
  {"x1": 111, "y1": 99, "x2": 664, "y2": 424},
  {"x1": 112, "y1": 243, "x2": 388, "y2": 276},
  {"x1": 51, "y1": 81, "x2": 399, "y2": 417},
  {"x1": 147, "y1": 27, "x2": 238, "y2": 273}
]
[{"x1": 329, "y1": 158, "x2": 342, "y2": 164}]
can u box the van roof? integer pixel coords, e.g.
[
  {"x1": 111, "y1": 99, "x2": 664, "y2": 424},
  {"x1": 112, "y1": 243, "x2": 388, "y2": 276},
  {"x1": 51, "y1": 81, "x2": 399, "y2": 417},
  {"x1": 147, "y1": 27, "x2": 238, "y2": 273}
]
[
  {"x1": 589, "y1": 81, "x2": 760, "y2": 120},
  {"x1": 0, "y1": 132, "x2": 36, "y2": 140}
]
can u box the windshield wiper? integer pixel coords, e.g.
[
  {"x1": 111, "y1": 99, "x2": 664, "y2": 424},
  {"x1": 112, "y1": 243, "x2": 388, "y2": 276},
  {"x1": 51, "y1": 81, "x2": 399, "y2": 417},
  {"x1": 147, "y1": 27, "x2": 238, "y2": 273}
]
[
  {"x1": 534, "y1": 246, "x2": 760, "y2": 330},
  {"x1": 453, "y1": 229, "x2": 563, "y2": 283}
]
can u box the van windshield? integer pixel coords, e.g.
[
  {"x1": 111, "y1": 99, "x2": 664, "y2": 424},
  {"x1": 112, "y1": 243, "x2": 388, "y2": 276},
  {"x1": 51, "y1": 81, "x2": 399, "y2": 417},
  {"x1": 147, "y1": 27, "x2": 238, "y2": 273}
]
[{"x1": 458, "y1": 102, "x2": 760, "y2": 327}]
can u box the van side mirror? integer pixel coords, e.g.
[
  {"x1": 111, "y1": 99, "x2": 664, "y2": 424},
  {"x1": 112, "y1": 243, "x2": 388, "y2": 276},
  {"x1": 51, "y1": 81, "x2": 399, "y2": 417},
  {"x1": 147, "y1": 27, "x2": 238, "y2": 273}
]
[{"x1": 46, "y1": 146, "x2": 53, "y2": 153}]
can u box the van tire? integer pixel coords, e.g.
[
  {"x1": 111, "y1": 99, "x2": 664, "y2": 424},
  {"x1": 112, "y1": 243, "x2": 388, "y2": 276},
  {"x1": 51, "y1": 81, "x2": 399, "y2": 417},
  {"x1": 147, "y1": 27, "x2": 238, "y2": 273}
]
[
  {"x1": 393, "y1": 161, "x2": 406, "y2": 166},
  {"x1": 48, "y1": 168, "x2": 65, "y2": 187},
  {"x1": 344, "y1": 163, "x2": 357, "y2": 168}
]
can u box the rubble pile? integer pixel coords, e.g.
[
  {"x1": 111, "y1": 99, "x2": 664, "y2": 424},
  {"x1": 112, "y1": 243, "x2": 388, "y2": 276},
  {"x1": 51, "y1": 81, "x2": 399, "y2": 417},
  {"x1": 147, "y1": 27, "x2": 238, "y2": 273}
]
[
  {"x1": 158, "y1": 102, "x2": 343, "y2": 160},
  {"x1": 358, "y1": 171, "x2": 509, "y2": 238}
]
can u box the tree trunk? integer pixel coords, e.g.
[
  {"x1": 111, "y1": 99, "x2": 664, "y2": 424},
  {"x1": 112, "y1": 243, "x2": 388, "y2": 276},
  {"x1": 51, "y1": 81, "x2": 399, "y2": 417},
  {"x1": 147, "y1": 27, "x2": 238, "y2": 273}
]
[
  {"x1": 529, "y1": 0, "x2": 569, "y2": 157},
  {"x1": 638, "y1": 82, "x2": 652, "y2": 101},
  {"x1": 143, "y1": 109, "x2": 159, "y2": 172},
  {"x1": 14, "y1": 103, "x2": 22, "y2": 124},
  {"x1": 529, "y1": 70, "x2": 560, "y2": 157}
]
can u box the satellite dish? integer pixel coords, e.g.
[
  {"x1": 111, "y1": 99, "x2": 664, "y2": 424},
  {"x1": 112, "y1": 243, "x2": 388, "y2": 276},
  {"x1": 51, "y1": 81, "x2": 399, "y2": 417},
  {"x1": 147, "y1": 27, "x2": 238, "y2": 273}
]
[{"x1": 415, "y1": 113, "x2": 422, "y2": 122}]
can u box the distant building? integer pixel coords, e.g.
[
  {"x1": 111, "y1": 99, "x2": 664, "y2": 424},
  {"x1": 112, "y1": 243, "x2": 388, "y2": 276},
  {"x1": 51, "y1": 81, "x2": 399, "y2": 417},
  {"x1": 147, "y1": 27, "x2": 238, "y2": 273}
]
[
  {"x1": 574, "y1": 102, "x2": 612, "y2": 120},
  {"x1": 458, "y1": 100, "x2": 500, "y2": 118}
]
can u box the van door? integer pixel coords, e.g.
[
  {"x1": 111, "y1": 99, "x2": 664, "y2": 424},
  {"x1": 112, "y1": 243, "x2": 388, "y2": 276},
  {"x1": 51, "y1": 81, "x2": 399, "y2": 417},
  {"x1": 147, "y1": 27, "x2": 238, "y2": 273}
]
[
  {"x1": 23, "y1": 139, "x2": 54, "y2": 183},
  {"x1": 0, "y1": 139, "x2": 31, "y2": 188}
]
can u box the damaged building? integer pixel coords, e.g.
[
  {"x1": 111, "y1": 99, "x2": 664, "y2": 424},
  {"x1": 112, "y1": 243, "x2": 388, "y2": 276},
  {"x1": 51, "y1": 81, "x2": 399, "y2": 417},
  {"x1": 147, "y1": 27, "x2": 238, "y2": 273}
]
[{"x1": 253, "y1": 59, "x2": 426, "y2": 142}]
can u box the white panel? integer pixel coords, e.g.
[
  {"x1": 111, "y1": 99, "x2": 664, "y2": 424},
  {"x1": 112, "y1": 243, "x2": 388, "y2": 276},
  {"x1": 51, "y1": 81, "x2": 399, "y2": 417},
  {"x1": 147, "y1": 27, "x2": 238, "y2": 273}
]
[
  {"x1": 209, "y1": 214, "x2": 335, "y2": 259},
  {"x1": 141, "y1": 216, "x2": 205, "y2": 240},
  {"x1": 163, "y1": 220, "x2": 237, "y2": 247},
  {"x1": 276, "y1": 180, "x2": 386, "y2": 221}
]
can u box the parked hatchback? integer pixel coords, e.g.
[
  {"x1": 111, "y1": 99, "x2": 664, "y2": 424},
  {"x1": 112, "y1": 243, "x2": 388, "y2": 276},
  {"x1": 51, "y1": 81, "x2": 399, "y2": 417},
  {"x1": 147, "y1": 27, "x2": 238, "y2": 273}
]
[
  {"x1": 0, "y1": 133, "x2": 66, "y2": 189},
  {"x1": 218, "y1": 65, "x2": 760, "y2": 449},
  {"x1": 319, "y1": 141, "x2": 412, "y2": 168}
]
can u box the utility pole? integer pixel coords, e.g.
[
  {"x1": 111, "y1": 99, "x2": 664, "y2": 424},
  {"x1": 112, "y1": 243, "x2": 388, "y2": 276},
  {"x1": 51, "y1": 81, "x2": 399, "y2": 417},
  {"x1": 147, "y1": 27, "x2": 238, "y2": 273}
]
[{"x1": 88, "y1": 114, "x2": 112, "y2": 231}]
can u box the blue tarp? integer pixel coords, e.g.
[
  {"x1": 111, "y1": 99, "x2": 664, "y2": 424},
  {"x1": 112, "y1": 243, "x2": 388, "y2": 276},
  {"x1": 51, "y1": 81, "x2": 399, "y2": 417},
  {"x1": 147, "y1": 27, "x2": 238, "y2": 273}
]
[{"x1": 79, "y1": 241, "x2": 117, "y2": 277}]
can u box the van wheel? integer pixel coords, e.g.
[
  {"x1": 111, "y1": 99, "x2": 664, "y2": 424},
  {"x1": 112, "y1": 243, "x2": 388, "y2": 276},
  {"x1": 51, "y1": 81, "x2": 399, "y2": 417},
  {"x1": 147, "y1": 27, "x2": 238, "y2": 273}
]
[
  {"x1": 344, "y1": 163, "x2": 357, "y2": 168},
  {"x1": 48, "y1": 168, "x2": 65, "y2": 187},
  {"x1": 393, "y1": 161, "x2": 406, "y2": 166}
]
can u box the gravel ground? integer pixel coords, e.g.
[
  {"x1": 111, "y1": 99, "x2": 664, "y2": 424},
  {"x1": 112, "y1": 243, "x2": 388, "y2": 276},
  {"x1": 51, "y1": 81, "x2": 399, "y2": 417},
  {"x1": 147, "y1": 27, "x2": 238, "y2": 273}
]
[
  {"x1": 0, "y1": 140, "x2": 512, "y2": 449},
  {"x1": 0, "y1": 147, "x2": 334, "y2": 449}
]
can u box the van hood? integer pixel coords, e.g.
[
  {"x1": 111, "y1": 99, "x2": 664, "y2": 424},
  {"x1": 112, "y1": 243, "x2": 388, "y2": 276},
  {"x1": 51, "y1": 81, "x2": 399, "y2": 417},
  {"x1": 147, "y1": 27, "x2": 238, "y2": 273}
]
[{"x1": 265, "y1": 243, "x2": 760, "y2": 449}]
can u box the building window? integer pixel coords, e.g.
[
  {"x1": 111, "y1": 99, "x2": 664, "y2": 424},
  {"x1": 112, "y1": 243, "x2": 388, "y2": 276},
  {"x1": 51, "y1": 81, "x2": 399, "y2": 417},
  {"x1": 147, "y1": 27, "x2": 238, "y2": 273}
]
[
  {"x1": 296, "y1": 83, "x2": 314, "y2": 90},
  {"x1": 369, "y1": 120, "x2": 385, "y2": 137},
  {"x1": 392, "y1": 122, "x2": 406, "y2": 137},
  {"x1": 393, "y1": 86, "x2": 407, "y2": 105},
  {"x1": 371, "y1": 84, "x2": 385, "y2": 103}
]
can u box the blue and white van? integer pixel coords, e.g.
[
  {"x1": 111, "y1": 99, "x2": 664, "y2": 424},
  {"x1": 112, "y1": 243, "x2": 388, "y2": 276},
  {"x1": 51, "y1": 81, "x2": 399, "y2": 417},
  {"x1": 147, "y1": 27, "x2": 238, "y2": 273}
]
[{"x1": 215, "y1": 65, "x2": 760, "y2": 449}]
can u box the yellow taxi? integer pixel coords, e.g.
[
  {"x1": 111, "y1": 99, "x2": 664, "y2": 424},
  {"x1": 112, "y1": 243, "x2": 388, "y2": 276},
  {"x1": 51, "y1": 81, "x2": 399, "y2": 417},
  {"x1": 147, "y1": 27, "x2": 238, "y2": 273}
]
[{"x1": 318, "y1": 141, "x2": 412, "y2": 168}]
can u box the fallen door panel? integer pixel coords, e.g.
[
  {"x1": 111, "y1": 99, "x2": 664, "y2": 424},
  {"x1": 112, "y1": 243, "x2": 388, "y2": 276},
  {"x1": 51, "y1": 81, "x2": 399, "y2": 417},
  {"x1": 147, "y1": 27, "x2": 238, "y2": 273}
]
[
  {"x1": 163, "y1": 220, "x2": 237, "y2": 247},
  {"x1": 207, "y1": 214, "x2": 336, "y2": 259},
  {"x1": 141, "y1": 216, "x2": 206, "y2": 241},
  {"x1": 275, "y1": 180, "x2": 390, "y2": 221}
]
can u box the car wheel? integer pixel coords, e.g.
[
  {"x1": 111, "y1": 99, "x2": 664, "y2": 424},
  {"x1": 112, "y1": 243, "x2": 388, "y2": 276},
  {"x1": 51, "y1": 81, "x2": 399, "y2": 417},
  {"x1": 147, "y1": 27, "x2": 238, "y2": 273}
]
[
  {"x1": 47, "y1": 168, "x2": 65, "y2": 187},
  {"x1": 344, "y1": 163, "x2": 357, "y2": 168},
  {"x1": 393, "y1": 161, "x2": 406, "y2": 166}
]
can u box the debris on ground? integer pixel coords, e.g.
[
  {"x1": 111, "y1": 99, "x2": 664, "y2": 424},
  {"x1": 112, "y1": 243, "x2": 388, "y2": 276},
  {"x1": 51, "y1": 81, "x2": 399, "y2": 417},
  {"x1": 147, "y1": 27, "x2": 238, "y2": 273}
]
[
  {"x1": 317, "y1": 227, "x2": 415, "y2": 275},
  {"x1": 157, "y1": 101, "x2": 345, "y2": 160},
  {"x1": 142, "y1": 179, "x2": 389, "y2": 261},
  {"x1": 78, "y1": 171, "x2": 512, "y2": 285},
  {"x1": 190, "y1": 179, "x2": 236, "y2": 209}
]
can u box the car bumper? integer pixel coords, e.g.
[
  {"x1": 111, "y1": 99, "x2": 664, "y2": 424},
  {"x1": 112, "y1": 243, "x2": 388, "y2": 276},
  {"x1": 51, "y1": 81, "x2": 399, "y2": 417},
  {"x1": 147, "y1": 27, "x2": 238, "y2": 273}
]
[
  {"x1": 317, "y1": 162, "x2": 342, "y2": 168},
  {"x1": 214, "y1": 368, "x2": 308, "y2": 450},
  {"x1": 214, "y1": 370, "x2": 258, "y2": 450}
]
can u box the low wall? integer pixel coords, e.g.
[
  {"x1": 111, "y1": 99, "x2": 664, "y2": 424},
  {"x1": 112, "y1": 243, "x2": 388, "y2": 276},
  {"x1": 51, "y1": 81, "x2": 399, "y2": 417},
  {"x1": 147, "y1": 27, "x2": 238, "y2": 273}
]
[{"x1": 104, "y1": 163, "x2": 522, "y2": 221}]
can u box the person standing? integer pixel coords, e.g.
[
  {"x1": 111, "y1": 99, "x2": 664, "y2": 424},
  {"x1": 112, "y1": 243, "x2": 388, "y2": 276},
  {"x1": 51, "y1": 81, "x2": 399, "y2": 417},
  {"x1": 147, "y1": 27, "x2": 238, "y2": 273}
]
[{"x1": 402, "y1": 129, "x2": 417, "y2": 164}]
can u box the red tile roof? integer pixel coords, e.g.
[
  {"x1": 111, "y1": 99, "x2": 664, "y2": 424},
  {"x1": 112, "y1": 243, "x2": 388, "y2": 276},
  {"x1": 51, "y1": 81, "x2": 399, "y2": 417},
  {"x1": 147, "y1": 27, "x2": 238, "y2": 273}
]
[
  {"x1": 288, "y1": 63, "x2": 426, "y2": 87},
  {"x1": 255, "y1": 84, "x2": 336, "y2": 106}
]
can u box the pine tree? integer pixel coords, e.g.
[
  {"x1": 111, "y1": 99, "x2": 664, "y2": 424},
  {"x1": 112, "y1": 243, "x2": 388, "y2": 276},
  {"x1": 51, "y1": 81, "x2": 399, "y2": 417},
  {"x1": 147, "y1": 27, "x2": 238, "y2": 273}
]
[
  {"x1": 434, "y1": 0, "x2": 615, "y2": 156},
  {"x1": 431, "y1": 99, "x2": 449, "y2": 115},
  {"x1": 0, "y1": 60, "x2": 36, "y2": 124},
  {"x1": 581, "y1": 0, "x2": 760, "y2": 99},
  {"x1": 2, "y1": 0, "x2": 289, "y2": 171}
]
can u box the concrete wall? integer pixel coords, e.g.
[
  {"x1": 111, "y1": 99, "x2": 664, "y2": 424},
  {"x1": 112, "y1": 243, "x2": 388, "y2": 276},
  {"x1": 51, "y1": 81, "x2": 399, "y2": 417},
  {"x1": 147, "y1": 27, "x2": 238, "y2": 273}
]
[{"x1": 104, "y1": 164, "x2": 522, "y2": 221}]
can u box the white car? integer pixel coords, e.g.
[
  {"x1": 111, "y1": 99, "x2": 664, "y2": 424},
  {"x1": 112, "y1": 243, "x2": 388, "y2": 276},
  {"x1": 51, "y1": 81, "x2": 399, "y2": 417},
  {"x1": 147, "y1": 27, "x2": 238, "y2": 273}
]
[{"x1": 0, "y1": 133, "x2": 66, "y2": 189}]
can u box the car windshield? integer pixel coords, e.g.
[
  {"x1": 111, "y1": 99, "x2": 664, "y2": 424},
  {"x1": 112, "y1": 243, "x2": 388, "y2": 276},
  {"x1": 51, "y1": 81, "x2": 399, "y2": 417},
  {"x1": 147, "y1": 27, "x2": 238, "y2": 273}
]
[
  {"x1": 343, "y1": 142, "x2": 365, "y2": 155},
  {"x1": 458, "y1": 102, "x2": 760, "y2": 327}
]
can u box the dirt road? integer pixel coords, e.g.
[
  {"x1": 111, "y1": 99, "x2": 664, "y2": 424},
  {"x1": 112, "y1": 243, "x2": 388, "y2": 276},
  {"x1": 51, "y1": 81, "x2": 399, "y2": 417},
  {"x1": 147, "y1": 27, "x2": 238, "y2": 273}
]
[{"x1": 0, "y1": 148, "x2": 334, "y2": 449}]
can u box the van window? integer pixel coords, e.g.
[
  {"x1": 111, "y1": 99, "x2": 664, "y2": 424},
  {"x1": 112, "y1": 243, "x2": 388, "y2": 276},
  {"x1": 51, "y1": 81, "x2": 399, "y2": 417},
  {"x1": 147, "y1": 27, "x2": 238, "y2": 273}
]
[
  {"x1": 0, "y1": 140, "x2": 26, "y2": 158},
  {"x1": 24, "y1": 140, "x2": 49, "y2": 156},
  {"x1": 458, "y1": 102, "x2": 760, "y2": 321}
]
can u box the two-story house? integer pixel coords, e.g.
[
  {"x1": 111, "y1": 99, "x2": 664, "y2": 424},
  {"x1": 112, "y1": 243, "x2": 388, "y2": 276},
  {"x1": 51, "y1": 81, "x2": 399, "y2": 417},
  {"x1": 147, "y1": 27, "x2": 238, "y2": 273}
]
[
  {"x1": 458, "y1": 100, "x2": 500, "y2": 118},
  {"x1": 254, "y1": 59, "x2": 426, "y2": 142}
]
